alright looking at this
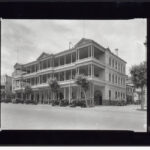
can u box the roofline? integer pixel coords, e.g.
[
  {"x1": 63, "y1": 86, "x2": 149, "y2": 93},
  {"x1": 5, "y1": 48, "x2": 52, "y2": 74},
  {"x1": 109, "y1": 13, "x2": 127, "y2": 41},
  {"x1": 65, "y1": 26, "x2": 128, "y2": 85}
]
[
  {"x1": 15, "y1": 38, "x2": 127, "y2": 67},
  {"x1": 107, "y1": 49, "x2": 127, "y2": 64}
]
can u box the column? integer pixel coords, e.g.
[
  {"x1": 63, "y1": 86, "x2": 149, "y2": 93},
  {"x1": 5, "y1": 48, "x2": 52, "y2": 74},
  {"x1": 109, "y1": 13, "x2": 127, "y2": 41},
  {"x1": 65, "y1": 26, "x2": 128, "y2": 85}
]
[
  {"x1": 91, "y1": 64, "x2": 93, "y2": 77},
  {"x1": 90, "y1": 45, "x2": 93, "y2": 57},
  {"x1": 78, "y1": 49, "x2": 79, "y2": 60},
  {"x1": 71, "y1": 53, "x2": 72, "y2": 63},
  {"x1": 71, "y1": 69, "x2": 72, "y2": 79},
  {"x1": 64, "y1": 55, "x2": 66, "y2": 64},
  {"x1": 69, "y1": 86, "x2": 71, "y2": 103},
  {"x1": 47, "y1": 59, "x2": 48, "y2": 68},
  {"x1": 58, "y1": 57, "x2": 60, "y2": 66},
  {"x1": 58, "y1": 72, "x2": 60, "y2": 81},
  {"x1": 70, "y1": 86, "x2": 72, "y2": 101},
  {"x1": 64, "y1": 71, "x2": 66, "y2": 81},
  {"x1": 88, "y1": 47, "x2": 89, "y2": 57},
  {"x1": 92, "y1": 83, "x2": 95, "y2": 105},
  {"x1": 88, "y1": 65, "x2": 90, "y2": 76}
]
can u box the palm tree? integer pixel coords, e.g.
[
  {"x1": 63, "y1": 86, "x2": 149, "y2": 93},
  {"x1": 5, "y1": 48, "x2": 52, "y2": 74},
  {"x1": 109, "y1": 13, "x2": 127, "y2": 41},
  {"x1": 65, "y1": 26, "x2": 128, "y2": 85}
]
[
  {"x1": 75, "y1": 74, "x2": 90, "y2": 107},
  {"x1": 47, "y1": 77, "x2": 60, "y2": 102},
  {"x1": 24, "y1": 84, "x2": 33, "y2": 101}
]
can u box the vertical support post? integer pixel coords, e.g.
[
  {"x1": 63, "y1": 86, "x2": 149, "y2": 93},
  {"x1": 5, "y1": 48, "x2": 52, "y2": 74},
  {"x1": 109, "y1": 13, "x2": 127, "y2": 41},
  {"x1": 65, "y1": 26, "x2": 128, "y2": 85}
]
[
  {"x1": 64, "y1": 55, "x2": 66, "y2": 65},
  {"x1": 58, "y1": 57, "x2": 60, "y2": 66},
  {"x1": 71, "y1": 53, "x2": 72, "y2": 63},
  {"x1": 47, "y1": 59, "x2": 48, "y2": 68},
  {"x1": 69, "y1": 85, "x2": 71, "y2": 103},
  {"x1": 71, "y1": 69, "x2": 72, "y2": 80},
  {"x1": 76, "y1": 49, "x2": 78, "y2": 61},
  {"x1": 92, "y1": 83, "x2": 94, "y2": 106}
]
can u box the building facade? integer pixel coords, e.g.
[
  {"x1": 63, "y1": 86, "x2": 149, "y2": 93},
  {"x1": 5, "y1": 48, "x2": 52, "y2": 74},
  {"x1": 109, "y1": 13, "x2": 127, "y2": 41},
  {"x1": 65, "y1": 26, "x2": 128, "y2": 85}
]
[
  {"x1": 1, "y1": 74, "x2": 12, "y2": 100},
  {"x1": 12, "y1": 38, "x2": 127, "y2": 105}
]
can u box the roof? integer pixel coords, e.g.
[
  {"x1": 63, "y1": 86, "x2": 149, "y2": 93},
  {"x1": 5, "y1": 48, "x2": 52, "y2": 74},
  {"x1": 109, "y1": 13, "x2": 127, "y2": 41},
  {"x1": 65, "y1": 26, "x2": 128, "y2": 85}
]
[
  {"x1": 37, "y1": 52, "x2": 51, "y2": 60},
  {"x1": 15, "y1": 38, "x2": 126, "y2": 66}
]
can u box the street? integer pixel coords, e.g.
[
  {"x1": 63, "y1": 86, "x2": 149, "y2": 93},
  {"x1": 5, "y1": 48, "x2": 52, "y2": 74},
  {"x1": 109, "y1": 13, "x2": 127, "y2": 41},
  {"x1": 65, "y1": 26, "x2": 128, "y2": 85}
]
[{"x1": 1, "y1": 103, "x2": 147, "y2": 132}]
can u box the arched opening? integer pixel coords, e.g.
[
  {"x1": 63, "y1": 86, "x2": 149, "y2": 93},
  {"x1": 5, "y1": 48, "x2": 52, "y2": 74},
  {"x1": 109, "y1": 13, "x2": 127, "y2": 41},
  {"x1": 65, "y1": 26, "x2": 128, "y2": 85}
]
[
  {"x1": 94, "y1": 90, "x2": 102, "y2": 105},
  {"x1": 59, "y1": 92, "x2": 64, "y2": 100}
]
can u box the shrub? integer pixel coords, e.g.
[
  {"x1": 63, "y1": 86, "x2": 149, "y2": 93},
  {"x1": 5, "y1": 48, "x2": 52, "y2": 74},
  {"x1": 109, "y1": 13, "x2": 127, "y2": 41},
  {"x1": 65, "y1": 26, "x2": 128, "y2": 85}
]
[
  {"x1": 12, "y1": 98, "x2": 24, "y2": 104},
  {"x1": 0, "y1": 98, "x2": 11, "y2": 103},
  {"x1": 70, "y1": 99, "x2": 86, "y2": 108},
  {"x1": 52, "y1": 100, "x2": 60, "y2": 106},
  {"x1": 4, "y1": 98, "x2": 12, "y2": 103},
  {"x1": 25, "y1": 99, "x2": 37, "y2": 104},
  {"x1": 60, "y1": 99, "x2": 69, "y2": 107}
]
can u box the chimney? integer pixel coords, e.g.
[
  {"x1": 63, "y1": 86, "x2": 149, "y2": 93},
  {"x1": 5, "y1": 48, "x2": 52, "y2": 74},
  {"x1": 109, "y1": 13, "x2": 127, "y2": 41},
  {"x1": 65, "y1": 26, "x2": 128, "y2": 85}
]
[
  {"x1": 69, "y1": 42, "x2": 72, "y2": 49},
  {"x1": 115, "y1": 48, "x2": 118, "y2": 56}
]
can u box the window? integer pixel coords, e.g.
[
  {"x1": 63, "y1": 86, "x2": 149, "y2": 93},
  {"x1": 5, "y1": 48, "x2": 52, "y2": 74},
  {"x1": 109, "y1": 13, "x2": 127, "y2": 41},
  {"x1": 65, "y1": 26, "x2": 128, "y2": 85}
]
[
  {"x1": 118, "y1": 77, "x2": 120, "y2": 84},
  {"x1": 118, "y1": 63, "x2": 120, "y2": 71},
  {"x1": 121, "y1": 64, "x2": 122, "y2": 73},
  {"x1": 123, "y1": 78, "x2": 125, "y2": 85},
  {"x1": 123, "y1": 93, "x2": 125, "y2": 99},
  {"x1": 109, "y1": 90, "x2": 111, "y2": 100},
  {"x1": 118, "y1": 92, "x2": 120, "y2": 98},
  {"x1": 112, "y1": 74, "x2": 114, "y2": 83},
  {"x1": 109, "y1": 57, "x2": 111, "y2": 66},
  {"x1": 112, "y1": 59, "x2": 114, "y2": 68},
  {"x1": 115, "y1": 91, "x2": 117, "y2": 99},
  {"x1": 115, "y1": 75, "x2": 117, "y2": 84},
  {"x1": 123, "y1": 66, "x2": 125, "y2": 73},
  {"x1": 115, "y1": 61, "x2": 117, "y2": 69},
  {"x1": 109, "y1": 73, "x2": 111, "y2": 82}
]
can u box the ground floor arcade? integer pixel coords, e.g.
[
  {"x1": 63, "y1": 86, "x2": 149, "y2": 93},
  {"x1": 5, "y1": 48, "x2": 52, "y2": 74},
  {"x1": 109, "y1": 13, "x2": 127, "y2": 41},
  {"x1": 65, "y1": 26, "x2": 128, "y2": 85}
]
[{"x1": 15, "y1": 81, "x2": 126, "y2": 105}]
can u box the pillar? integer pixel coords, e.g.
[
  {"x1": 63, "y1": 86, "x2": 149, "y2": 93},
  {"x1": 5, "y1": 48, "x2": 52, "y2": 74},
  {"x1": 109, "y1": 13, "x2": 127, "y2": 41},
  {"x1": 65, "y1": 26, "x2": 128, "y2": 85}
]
[
  {"x1": 71, "y1": 53, "x2": 72, "y2": 63},
  {"x1": 64, "y1": 71, "x2": 66, "y2": 81},
  {"x1": 58, "y1": 57, "x2": 60, "y2": 66},
  {"x1": 91, "y1": 45, "x2": 93, "y2": 58},
  {"x1": 64, "y1": 55, "x2": 66, "y2": 64},
  {"x1": 71, "y1": 69, "x2": 72, "y2": 80},
  {"x1": 91, "y1": 64, "x2": 94, "y2": 77}
]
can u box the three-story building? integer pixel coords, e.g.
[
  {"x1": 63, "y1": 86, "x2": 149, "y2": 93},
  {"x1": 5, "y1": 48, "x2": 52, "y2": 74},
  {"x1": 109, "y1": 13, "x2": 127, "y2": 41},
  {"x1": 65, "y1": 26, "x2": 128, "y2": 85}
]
[{"x1": 12, "y1": 38, "x2": 127, "y2": 105}]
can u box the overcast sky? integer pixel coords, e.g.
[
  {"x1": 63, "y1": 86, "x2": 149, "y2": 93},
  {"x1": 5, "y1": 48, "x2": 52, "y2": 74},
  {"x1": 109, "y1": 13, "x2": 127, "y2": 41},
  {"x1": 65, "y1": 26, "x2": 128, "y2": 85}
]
[{"x1": 1, "y1": 19, "x2": 146, "y2": 76}]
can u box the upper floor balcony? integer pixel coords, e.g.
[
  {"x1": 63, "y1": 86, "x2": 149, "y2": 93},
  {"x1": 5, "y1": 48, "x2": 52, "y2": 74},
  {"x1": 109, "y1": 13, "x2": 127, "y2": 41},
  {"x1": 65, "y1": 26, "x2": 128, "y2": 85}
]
[
  {"x1": 13, "y1": 63, "x2": 106, "y2": 91},
  {"x1": 13, "y1": 44, "x2": 106, "y2": 80}
]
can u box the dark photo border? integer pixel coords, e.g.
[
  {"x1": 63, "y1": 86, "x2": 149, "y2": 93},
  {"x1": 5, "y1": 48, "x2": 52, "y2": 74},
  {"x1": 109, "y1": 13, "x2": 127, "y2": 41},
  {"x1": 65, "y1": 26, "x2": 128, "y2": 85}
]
[{"x1": 0, "y1": 1, "x2": 150, "y2": 146}]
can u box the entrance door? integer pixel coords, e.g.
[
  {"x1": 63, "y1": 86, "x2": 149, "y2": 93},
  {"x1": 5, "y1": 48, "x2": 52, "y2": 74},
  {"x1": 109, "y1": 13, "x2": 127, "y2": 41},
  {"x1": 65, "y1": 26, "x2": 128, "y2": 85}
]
[{"x1": 94, "y1": 90, "x2": 102, "y2": 105}]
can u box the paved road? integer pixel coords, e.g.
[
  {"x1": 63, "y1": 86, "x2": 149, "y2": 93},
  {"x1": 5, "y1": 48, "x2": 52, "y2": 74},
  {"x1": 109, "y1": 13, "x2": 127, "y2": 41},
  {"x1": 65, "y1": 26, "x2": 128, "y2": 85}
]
[{"x1": 1, "y1": 103, "x2": 147, "y2": 132}]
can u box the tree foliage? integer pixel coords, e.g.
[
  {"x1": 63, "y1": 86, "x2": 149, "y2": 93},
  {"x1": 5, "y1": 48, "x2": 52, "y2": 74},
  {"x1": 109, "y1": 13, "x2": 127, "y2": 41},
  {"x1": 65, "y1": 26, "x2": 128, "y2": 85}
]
[
  {"x1": 47, "y1": 77, "x2": 60, "y2": 100},
  {"x1": 130, "y1": 61, "x2": 147, "y2": 110},
  {"x1": 24, "y1": 84, "x2": 33, "y2": 95},
  {"x1": 130, "y1": 61, "x2": 147, "y2": 88}
]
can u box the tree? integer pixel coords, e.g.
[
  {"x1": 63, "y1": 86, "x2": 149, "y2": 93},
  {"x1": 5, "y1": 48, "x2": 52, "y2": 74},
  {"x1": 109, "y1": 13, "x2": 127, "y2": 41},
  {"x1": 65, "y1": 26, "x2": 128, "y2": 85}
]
[
  {"x1": 24, "y1": 84, "x2": 33, "y2": 101},
  {"x1": 75, "y1": 74, "x2": 90, "y2": 107},
  {"x1": 130, "y1": 61, "x2": 147, "y2": 110},
  {"x1": 47, "y1": 77, "x2": 60, "y2": 102}
]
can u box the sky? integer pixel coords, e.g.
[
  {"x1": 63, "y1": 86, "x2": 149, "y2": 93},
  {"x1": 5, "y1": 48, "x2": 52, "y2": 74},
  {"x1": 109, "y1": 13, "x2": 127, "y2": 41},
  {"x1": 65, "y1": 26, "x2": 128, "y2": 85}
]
[{"x1": 1, "y1": 19, "x2": 146, "y2": 76}]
